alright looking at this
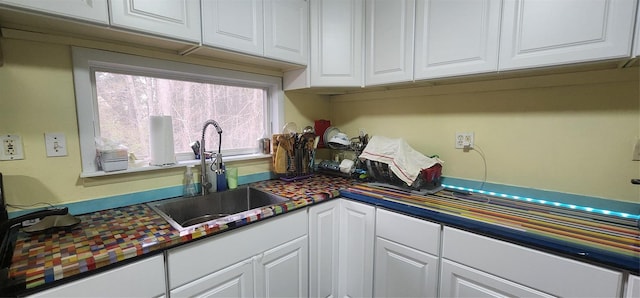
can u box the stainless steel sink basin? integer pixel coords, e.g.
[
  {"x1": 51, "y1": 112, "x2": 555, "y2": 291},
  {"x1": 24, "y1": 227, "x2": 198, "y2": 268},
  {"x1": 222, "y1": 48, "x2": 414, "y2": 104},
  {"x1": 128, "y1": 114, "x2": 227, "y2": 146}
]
[{"x1": 147, "y1": 187, "x2": 290, "y2": 234}]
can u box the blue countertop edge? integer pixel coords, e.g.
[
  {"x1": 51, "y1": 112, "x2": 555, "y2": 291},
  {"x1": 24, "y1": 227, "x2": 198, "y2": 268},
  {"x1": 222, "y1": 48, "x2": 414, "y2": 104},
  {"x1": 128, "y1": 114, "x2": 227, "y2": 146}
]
[{"x1": 340, "y1": 190, "x2": 640, "y2": 274}]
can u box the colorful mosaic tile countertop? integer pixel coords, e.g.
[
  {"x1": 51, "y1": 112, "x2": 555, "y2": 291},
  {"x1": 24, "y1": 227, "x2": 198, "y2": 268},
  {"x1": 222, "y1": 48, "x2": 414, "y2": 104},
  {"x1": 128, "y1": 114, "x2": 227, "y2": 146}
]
[
  {"x1": 3, "y1": 175, "x2": 357, "y2": 295},
  {"x1": 341, "y1": 183, "x2": 640, "y2": 273}
]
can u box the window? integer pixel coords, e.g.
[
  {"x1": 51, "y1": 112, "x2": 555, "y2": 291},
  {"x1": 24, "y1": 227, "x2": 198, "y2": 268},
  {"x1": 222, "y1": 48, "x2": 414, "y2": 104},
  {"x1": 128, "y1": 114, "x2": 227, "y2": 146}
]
[{"x1": 72, "y1": 47, "x2": 283, "y2": 176}]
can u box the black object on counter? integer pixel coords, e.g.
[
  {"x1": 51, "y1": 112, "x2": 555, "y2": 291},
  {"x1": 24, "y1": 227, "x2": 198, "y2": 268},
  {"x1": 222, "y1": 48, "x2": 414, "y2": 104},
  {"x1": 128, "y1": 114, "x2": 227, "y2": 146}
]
[{"x1": 0, "y1": 173, "x2": 70, "y2": 296}]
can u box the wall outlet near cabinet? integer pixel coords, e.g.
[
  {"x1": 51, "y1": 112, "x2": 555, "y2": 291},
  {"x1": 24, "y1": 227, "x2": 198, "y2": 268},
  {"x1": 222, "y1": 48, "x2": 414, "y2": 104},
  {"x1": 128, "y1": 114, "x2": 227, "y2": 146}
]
[
  {"x1": 0, "y1": 134, "x2": 25, "y2": 160},
  {"x1": 455, "y1": 132, "x2": 474, "y2": 149}
]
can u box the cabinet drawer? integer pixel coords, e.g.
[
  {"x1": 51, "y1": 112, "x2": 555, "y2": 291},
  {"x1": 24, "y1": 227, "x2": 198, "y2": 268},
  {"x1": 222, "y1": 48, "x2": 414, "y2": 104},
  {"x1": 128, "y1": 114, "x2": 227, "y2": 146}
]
[
  {"x1": 28, "y1": 255, "x2": 165, "y2": 297},
  {"x1": 442, "y1": 227, "x2": 623, "y2": 297},
  {"x1": 376, "y1": 208, "x2": 440, "y2": 255},
  {"x1": 168, "y1": 209, "x2": 308, "y2": 289}
]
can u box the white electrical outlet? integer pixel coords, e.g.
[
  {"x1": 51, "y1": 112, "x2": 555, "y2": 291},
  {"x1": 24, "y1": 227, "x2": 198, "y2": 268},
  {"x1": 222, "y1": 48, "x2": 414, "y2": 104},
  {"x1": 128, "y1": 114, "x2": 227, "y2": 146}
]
[
  {"x1": 45, "y1": 132, "x2": 68, "y2": 157},
  {"x1": 455, "y1": 132, "x2": 474, "y2": 149},
  {"x1": 0, "y1": 134, "x2": 25, "y2": 160}
]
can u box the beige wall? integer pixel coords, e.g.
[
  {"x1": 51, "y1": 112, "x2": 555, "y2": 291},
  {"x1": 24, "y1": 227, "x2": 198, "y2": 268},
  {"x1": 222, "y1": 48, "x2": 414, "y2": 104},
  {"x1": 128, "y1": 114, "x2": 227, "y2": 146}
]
[
  {"x1": 0, "y1": 37, "x2": 329, "y2": 210},
  {"x1": 1, "y1": 36, "x2": 638, "y2": 210},
  {"x1": 327, "y1": 68, "x2": 640, "y2": 203}
]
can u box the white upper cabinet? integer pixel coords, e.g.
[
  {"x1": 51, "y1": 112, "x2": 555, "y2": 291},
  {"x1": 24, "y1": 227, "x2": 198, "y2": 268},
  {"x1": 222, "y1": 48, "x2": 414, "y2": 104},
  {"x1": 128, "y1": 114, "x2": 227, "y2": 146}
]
[
  {"x1": 0, "y1": 0, "x2": 108, "y2": 24},
  {"x1": 109, "y1": 0, "x2": 201, "y2": 43},
  {"x1": 310, "y1": 0, "x2": 364, "y2": 87},
  {"x1": 365, "y1": 0, "x2": 415, "y2": 86},
  {"x1": 634, "y1": 1, "x2": 640, "y2": 57},
  {"x1": 414, "y1": 0, "x2": 501, "y2": 80},
  {"x1": 201, "y1": 0, "x2": 264, "y2": 56},
  {"x1": 263, "y1": 0, "x2": 309, "y2": 65},
  {"x1": 499, "y1": 0, "x2": 637, "y2": 70}
]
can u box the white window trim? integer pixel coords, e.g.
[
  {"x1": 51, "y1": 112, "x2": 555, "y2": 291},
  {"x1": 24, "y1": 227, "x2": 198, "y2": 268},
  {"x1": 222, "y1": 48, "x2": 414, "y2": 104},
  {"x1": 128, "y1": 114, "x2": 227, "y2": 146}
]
[{"x1": 72, "y1": 47, "x2": 284, "y2": 177}]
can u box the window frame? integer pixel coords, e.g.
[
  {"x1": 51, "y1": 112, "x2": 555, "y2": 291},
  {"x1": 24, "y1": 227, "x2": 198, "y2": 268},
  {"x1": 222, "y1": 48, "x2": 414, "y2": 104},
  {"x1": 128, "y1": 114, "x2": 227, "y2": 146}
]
[{"x1": 72, "y1": 47, "x2": 284, "y2": 176}]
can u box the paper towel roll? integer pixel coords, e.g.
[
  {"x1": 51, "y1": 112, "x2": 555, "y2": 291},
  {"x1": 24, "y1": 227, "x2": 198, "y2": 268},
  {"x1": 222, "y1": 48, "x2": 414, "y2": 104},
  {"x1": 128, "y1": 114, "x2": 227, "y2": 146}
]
[{"x1": 149, "y1": 115, "x2": 176, "y2": 166}]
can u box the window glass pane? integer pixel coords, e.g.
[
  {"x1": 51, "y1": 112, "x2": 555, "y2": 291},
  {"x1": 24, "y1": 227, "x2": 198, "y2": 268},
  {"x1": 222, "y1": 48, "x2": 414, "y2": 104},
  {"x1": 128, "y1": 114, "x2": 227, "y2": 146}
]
[{"x1": 94, "y1": 71, "x2": 266, "y2": 159}]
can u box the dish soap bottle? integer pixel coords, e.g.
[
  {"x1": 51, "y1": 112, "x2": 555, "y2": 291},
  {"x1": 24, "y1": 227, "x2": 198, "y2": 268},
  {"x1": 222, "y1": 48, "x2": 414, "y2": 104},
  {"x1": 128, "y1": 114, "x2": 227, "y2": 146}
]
[{"x1": 183, "y1": 165, "x2": 197, "y2": 197}]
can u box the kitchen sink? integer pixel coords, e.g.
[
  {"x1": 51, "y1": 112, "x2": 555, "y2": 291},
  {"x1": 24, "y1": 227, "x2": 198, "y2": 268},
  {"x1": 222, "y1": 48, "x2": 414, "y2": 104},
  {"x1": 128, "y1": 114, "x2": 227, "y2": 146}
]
[{"x1": 147, "y1": 187, "x2": 290, "y2": 234}]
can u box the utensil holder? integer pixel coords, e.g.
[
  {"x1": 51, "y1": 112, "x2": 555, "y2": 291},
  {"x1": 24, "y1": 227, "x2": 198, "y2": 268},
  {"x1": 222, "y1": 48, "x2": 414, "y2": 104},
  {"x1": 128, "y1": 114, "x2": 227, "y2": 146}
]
[{"x1": 272, "y1": 133, "x2": 316, "y2": 181}]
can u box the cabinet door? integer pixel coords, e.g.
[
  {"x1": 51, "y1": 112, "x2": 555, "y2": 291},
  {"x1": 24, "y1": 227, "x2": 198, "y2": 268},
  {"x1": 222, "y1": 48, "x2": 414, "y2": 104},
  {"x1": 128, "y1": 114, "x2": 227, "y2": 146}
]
[
  {"x1": 499, "y1": 0, "x2": 636, "y2": 70},
  {"x1": 308, "y1": 200, "x2": 341, "y2": 298},
  {"x1": 28, "y1": 255, "x2": 166, "y2": 297},
  {"x1": 365, "y1": 0, "x2": 415, "y2": 86},
  {"x1": 634, "y1": 2, "x2": 640, "y2": 57},
  {"x1": 440, "y1": 259, "x2": 554, "y2": 298},
  {"x1": 170, "y1": 258, "x2": 253, "y2": 298},
  {"x1": 443, "y1": 227, "x2": 623, "y2": 297},
  {"x1": 310, "y1": 0, "x2": 364, "y2": 87},
  {"x1": 0, "y1": 0, "x2": 108, "y2": 24},
  {"x1": 374, "y1": 237, "x2": 439, "y2": 298},
  {"x1": 254, "y1": 235, "x2": 309, "y2": 298},
  {"x1": 264, "y1": 0, "x2": 309, "y2": 65},
  {"x1": 414, "y1": 0, "x2": 500, "y2": 80},
  {"x1": 338, "y1": 200, "x2": 375, "y2": 298},
  {"x1": 201, "y1": 0, "x2": 264, "y2": 56},
  {"x1": 168, "y1": 210, "x2": 307, "y2": 289},
  {"x1": 626, "y1": 275, "x2": 640, "y2": 298},
  {"x1": 109, "y1": 0, "x2": 201, "y2": 43}
]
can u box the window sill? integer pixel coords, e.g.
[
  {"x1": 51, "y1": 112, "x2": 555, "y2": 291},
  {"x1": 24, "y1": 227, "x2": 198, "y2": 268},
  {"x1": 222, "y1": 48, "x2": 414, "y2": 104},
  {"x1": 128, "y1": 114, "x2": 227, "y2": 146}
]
[{"x1": 80, "y1": 153, "x2": 272, "y2": 178}]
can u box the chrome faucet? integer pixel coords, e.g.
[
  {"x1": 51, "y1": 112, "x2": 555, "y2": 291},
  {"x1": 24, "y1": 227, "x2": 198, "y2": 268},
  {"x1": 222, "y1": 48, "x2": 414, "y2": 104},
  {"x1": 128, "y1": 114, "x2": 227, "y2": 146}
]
[{"x1": 200, "y1": 120, "x2": 223, "y2": 195}]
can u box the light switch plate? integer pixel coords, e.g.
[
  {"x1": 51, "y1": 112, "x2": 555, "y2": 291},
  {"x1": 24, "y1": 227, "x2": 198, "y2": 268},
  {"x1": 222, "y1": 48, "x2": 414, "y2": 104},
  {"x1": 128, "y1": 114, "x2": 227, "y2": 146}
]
[
  {"x1": 633, "y1": 138, "x2": 640, "y2": 161},
  {"x1": 45, "y1": 133, "x2": 67, "y2": 157},
  {"x1": 0, "y1": 134, "x2": 24, "y2": 160}
]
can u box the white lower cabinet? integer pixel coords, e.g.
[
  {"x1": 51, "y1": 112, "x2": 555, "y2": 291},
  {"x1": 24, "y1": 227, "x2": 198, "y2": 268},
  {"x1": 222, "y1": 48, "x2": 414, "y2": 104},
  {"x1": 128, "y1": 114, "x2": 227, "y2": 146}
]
[
  {"x1": 442, "y1": 227, "x2": 623, "y2": 298},
  {"x1": 440, "y1": 259, "x2": 553, "y2": 298},
  {"x1": 254, "y1": 235, "x2": 309, "y2": 297},
  {"x1": 308, "y1": 198, "x2": 375, "y2": 298},
  {"x1": 374, "y1": 237, "x2": 439, "y2": 298},
  {"x1": 28, "y1": 255, "x2": 166, "y2": 297},
  {"x1": 167, "y1": 209, "x2": 308, "y2": 298},
  {"x1": 626, "y1": 274, "x2": 640, "y2": 298},
  {"x1": 171, "y1": 235, "x2": 309, "y2": 298},
  {"x1": 308, "y1": 199, "x2": 341, "y2": 297},
  {"x1": 170, "y1": 258, "x2": 254, "y2": 298},
  {"x1": 374, "y1": 208, "x2": 441, "y2": 298}
]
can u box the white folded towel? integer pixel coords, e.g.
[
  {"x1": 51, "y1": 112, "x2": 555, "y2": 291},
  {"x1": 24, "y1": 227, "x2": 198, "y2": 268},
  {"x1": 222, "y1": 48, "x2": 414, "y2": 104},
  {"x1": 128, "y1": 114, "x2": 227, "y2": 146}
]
[{"x1": 359, "y1": 136, "x2": 443, "y2": 186}]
